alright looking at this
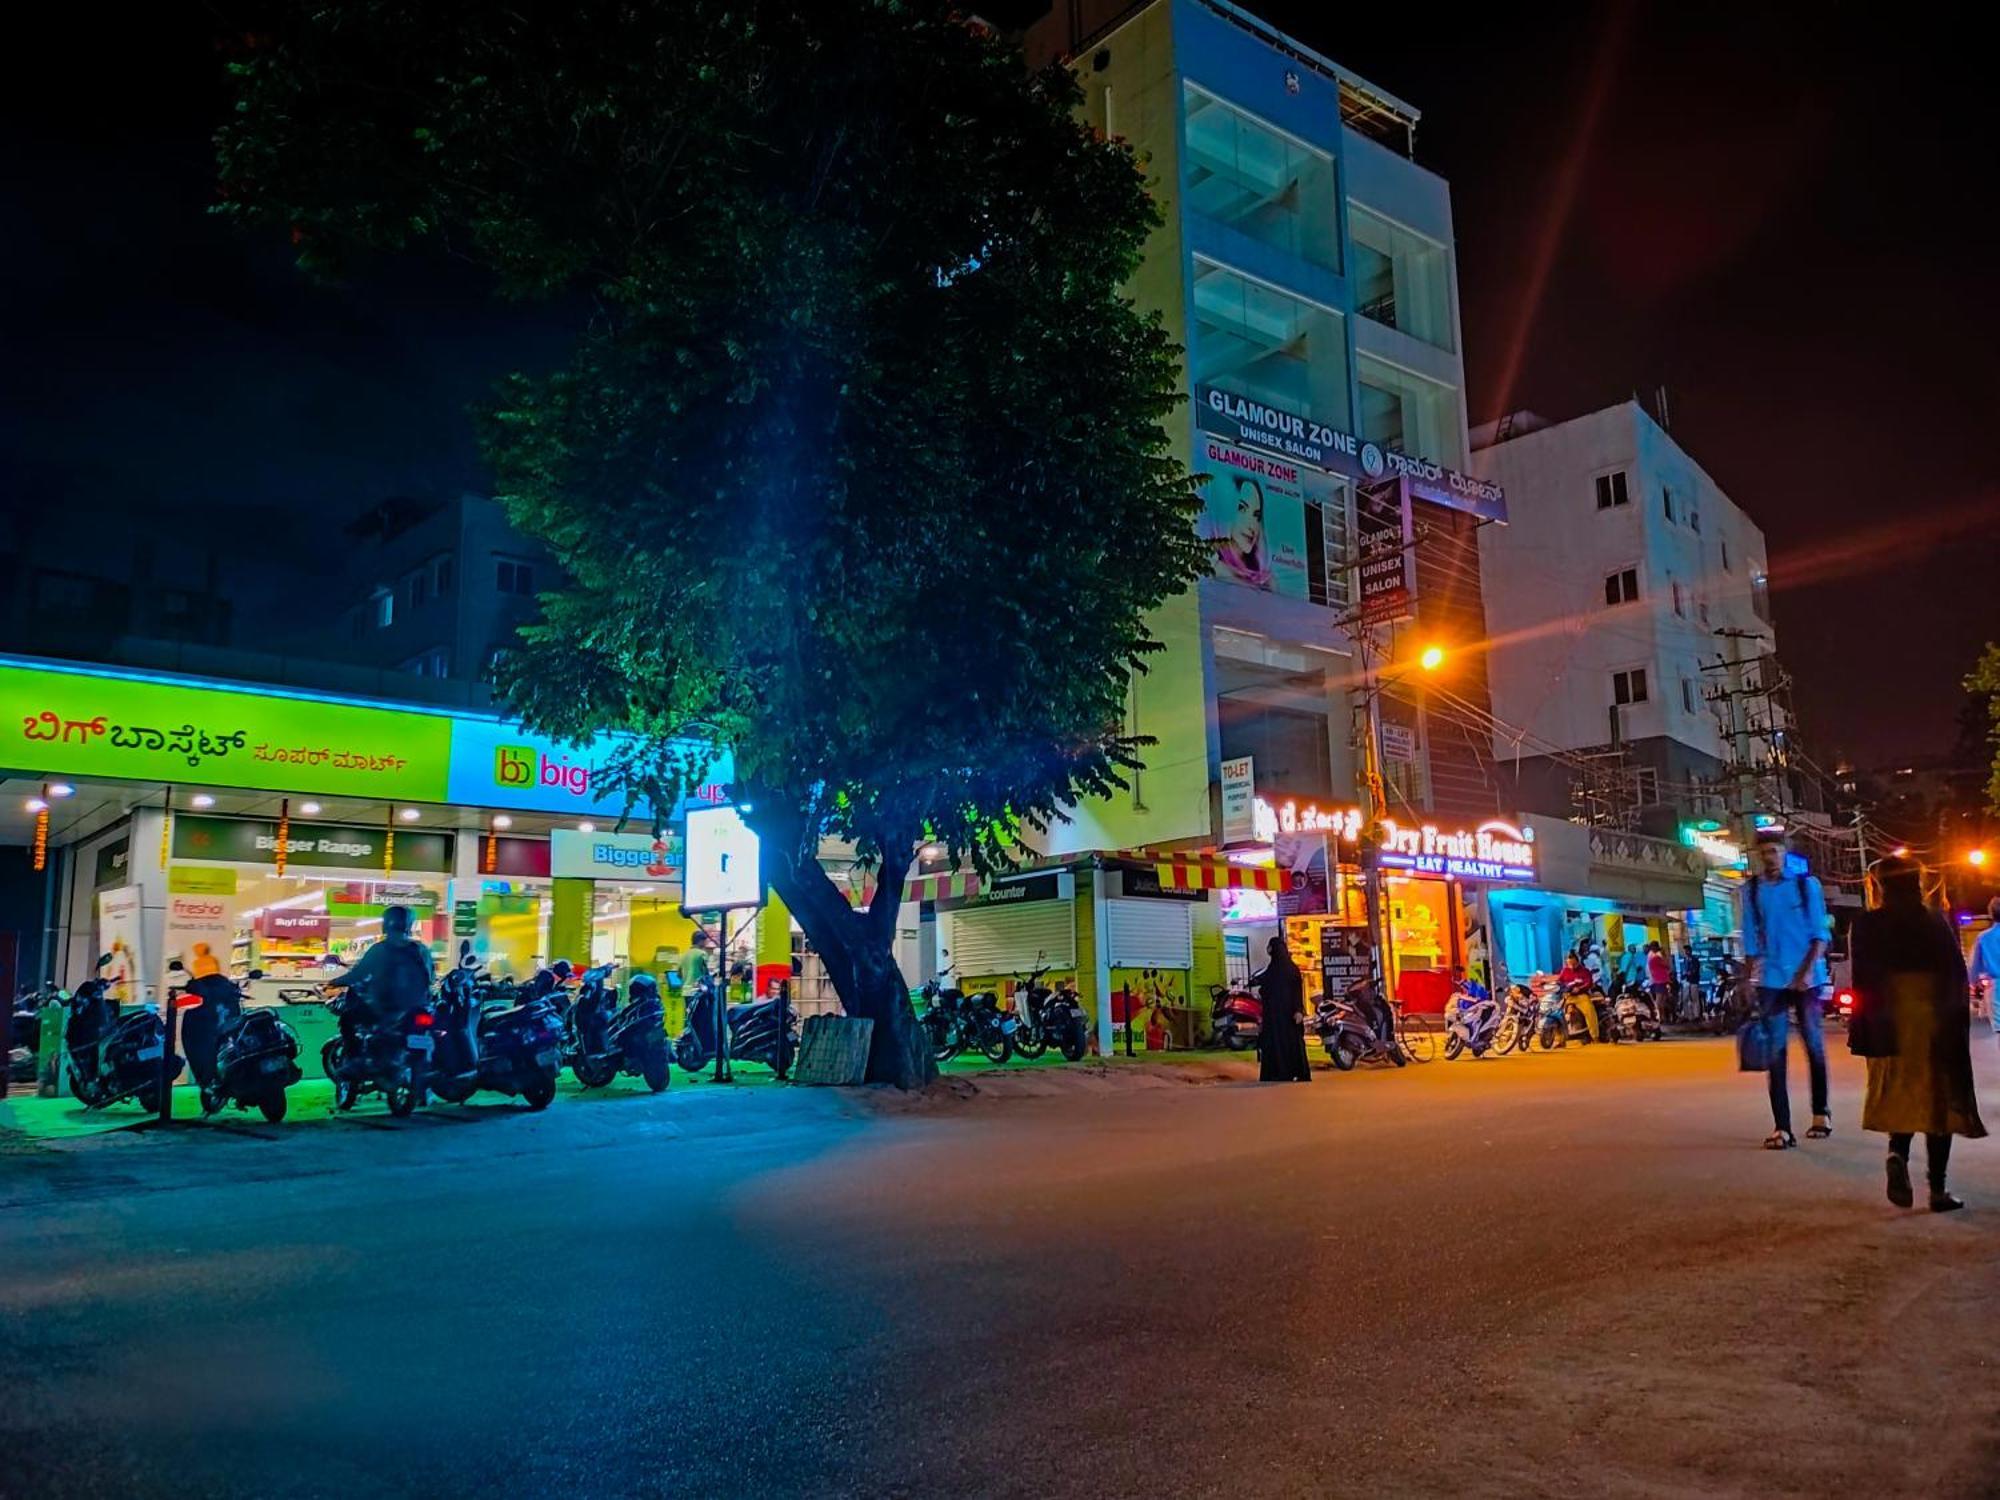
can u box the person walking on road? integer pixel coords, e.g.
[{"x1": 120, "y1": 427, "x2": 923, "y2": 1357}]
[
  {"x1": 1253, "y1": 935, "x2": 1311, "y2": 1083},
  {"x1": 1742, "y1": 828, "x2": 1831, "y2": 1149},
  {"x1": 1852, "y1": 856, "x2": 1985, "y2": 1211},
  {"x1": 1969, "y1": 897, "x2": 2000, "y2": 1042},
  {"x1": 1645, "y1": 941, "x2": 1674, "y2": 1024}
]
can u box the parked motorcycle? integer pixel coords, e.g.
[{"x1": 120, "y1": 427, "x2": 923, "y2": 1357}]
[
  {"x1": 1443, "y1": 987, "x2": 1503, "y2": 1059},
  {"x1": 1008, "y1": 959, "x2": 1089, "y2": 1062},
  {"x1": 1491, "y1": 984, "x2": 1539, "y2": 1055},
  {"x1": 564, "y1": 965, "x2": 671, "y2": 1092},
  {"x1": 1534, "y1": 981, "x2": 1569, "y2": 1050},
  {"x1": 1309, "y1": 980, "x2": 1405, "y2": 1070},
  {"x1": 920, "y1": 964, "x2": 971, "y2": 1061},
  {"x1": 320, "y1": 986, "x2": 433, "y2": 1117},
  {"x1": 1206, "y1": 983, "x2": 1262, "y2": 1052},
  {"x1": 1611, "y1": 980, "x2": 1663, "y2": 1043},
  {"x1": 675, "y1": 977, "x2": 800, "y2": 1077},
  {"x1": 429, "y1": 948, "x2": 562, "y2": 1109},
  {"x1": 1561, "y1": 980, "x2": 1612, "y2": 1046},
  {"x1": 10, "y1": 982, "x2": 51, "y2": 1084},
  {"x1": 170, "y1": 962, "x2": 300, "y2": 1123},
  {"x1": 62, "y1": 953, "x2": 177, "y2": 1110}
]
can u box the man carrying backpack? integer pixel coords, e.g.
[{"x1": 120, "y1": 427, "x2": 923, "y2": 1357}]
[
  {"x1": 325, "y1": 905, "x2": 436, "y2": 1037},
  {"x1": 1742, "y1": 828, "x2": 1831, "y2": 1149}
]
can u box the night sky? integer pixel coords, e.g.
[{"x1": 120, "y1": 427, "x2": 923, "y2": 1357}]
[{"x1": 4, "y1": 4, "x2": 1994, "y2": 766}]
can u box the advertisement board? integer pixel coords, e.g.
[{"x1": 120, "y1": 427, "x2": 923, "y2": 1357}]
[
  {"x1": 1220, "y1": 756, "x2": 1257, "y2": 846},
  {"x1": 161, "y1": 892, "x2": 235, "y2": 992},
  {"x1": 549, "y1": 829, "x2": 684, "y2": 883},
  {"x1": 1198, "y1": 435, "x2": 1335, "y2": 600},
  {"x1": 444, "y1": 718, "x2": 733, "y2": 821},
  {"x1": 171, "y1": 815, "x2": 453, "y2": 873},
  {"x1": 95, "y1": 887, "x2": 146, "y2": 1003},
  {"x1": 1376, "y1": 817, "x2": 1538, "y2": 882},
  {"x1": 1354, "y1": 476, "x2": 1416, "y2": 624},
  {"x1": 681, "y1": 805, "x2": 762, "y2": 913}
]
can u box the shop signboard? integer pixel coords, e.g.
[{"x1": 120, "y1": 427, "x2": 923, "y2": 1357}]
[
  {"x1": 1316, "y1": 922, "x2": 1375, "y2": 996},
  {"x1": 0, "y1": 660, "x2": 452, "y2": 798},
  {"x1": 171, "y1": 815, "x2": 452, "y2": 873},
  {"x1": 1378, "y1": 723, "x2": 1418, "y2": 764},
  {"x1": 263, "y1": 909, "x2": 331, "y2": 943},
  {"x1": 1220, "y1": 756, "x2": 1257, "y2": 845},
  {"x1": 1195, "y1": 385, "x2": 1507, "y2": 523},
  {"x1": 1377, "y1": 817, "x2": 1538, "y2": 882},
  {"x1": 161, "y1": 891, "x2": 235, "y2": 991},
  {"x1": 1354, "y1": 476, "x2": 1416, "y2": 625},
  {"x1": 445, "y1": 717, "x2": 733, "y2": 821},
  {"x1": 95, "y1": 886, "x2": 146, "y2": 1003},
  {"x1": 935, "y1": 871, "x2": 1067, "y2": 912},
  {"x1": 452, "y1": 900, "x2": 480, "y2": 938},
  {"x1": 1253, "y1": 796, "x2": 1364, "y2": 846},
  {"x1": 168, "y1": 865, "x2": 238, "y2": 895},
  {"x1": 550, "y1": 829, "x2": 684, "y2": 883},
  {"x1": 1274, "y1": 832, "x2": 1330, "y2": 917},
  {"x1": 1119, "y1": 867, "x2": 1209, "y2": 903},
  {"x1": 326, "y1": 883, "x2": 441, "y2": 919},
  {"x1": 1196, "y1": 434, "x2": 1342, "y2": 601},
  {"x1": 682, "y1": 804, "x2": 762, "y2": 913}
]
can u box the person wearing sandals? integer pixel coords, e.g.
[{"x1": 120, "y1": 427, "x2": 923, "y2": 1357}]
[
  {"x1": 1851, "y1": 856, "x2": 1984, "y2": 1212},
  {"x1": 1742, "y1": 827, "x2": 1832, "y2": 1148}
]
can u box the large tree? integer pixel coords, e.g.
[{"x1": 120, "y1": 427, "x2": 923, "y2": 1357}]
[
  {"x1": 1967, "y1": 644, "x2": 2000, "y2": 814},
  {"x1": 218, "y1": 0, "x2": 1204, "y2": 1085}
]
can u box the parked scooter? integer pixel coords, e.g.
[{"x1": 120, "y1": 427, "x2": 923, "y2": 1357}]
[
  {"x1": 564, "y1": 965, "x2": 671, "y2": 1092},
  {"x1": 1008, "y1": 958, "x2": 1090, "y2": 1062},
  {"x1": 428, "y1": 946, "x2": 562, "y2": 1109},
  {"x1": 1443, "y1": 987, "x2": 1503, "y2": 1059},
  {"x1": 1310, "y1": 980, "x2": 1406, "y2": 1069},
  {"x1": 1534, "y1": 981, "x2": 1569, "y2": 1050},
  {"x1": 170, "y1": 961, "x2": 301, "y2": 1123},
  {"x1": 1206, "y1": 983, "x2": 1262, "y2": 1052},
  {"x1": 1491, "y1": 984, "x2": 1539, "y2": 1055},
  {"x1": 1561, "y1": 980, "x2": 1612, "y2": 1046},
  {"x1": 321, "y1": 984, "x2": 434, "y2": 1117},
  {"x1": 1611, "y1": 980, "x2": 1663, "y2": 1043},
  {"x1": 10, "y1": 982, "x2": 51, "y2": 1084},
  {"x1": 675, "y1": 976, "x2": 800, "y2": 1077},
  {"x1": 63, "y1": 953, "x2": 177, "y2": 1110}
]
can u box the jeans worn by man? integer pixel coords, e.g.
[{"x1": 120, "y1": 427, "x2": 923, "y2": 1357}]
[{"x1": 1760, "y1": 985, "x2": 1829, "y2": 1138}]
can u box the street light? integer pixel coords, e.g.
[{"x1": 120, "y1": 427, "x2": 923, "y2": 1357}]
[
  {"x1": 1418, "y1": 644, "x2": 1445, "y2": 673},
  {"x1": 1971, "y1": 848, "x2": 1989, "y2": 868},
  {"x1": 1891, "y1": 845, "x2": 1909, "y2": 858}
]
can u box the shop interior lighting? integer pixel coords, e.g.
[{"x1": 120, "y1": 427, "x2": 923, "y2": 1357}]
[
  {"x1": 398, "y1": 808, "x2": 421, "y2": 822},
  {"x1": 47, "y1": 783, "x2": 74, "y2": 798},
  {"x1": 191, "y1": 793, "x2": 216, "y2": 808},
  {"x1": 25, "y1": 797, "x2": 48, "y2": 813},
  {"x1": 492, "y1": 814, "x2": 514, "y2": 830},
  {"x1": 300, "y1": 801, "x2": 322, "y2": 815},
  {"x1": 578, "y1": 821, "x2": 596, "y2": 833}
]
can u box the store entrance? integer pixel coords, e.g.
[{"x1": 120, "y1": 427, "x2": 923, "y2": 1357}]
[{"x1": 1384, "y1": 873, "x2": 1461, "y2": 1013}]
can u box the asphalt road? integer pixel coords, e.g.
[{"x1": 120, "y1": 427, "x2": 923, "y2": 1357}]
[{"x1": 4, "y1": 1037, "x2": 1997, "y2": 1498}]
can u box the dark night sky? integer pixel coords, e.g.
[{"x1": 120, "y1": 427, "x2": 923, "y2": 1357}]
[{"x1": 3, "y1": 4, "x2": 1994, "y2": 765}]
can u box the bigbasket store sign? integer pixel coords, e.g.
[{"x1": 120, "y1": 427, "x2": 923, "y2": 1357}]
[
  {"x1": 1197, "y1": 385, "x2": 1507, "y2": 524},
  {"x1": 1, "y1": 658, "x2": 732, "y2": 818}
]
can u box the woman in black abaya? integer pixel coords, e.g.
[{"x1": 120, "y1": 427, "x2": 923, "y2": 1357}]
[{"x1": 1254, "y1": 935, "x2": 1312, "y2": 1082}]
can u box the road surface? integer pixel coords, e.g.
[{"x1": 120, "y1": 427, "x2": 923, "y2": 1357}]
[{"x1": 4, "y1": 1037, "x2": 1996, "y2": 1497}]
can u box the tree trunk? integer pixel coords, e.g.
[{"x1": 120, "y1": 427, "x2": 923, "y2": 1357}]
[{"x1": 761, "y1": 830, "x2": 937, "y2": 1090}]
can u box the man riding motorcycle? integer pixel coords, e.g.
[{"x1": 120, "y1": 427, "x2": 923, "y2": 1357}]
[{"x1": 324, "y1": 905, "x2": 435, "y2": 1040}]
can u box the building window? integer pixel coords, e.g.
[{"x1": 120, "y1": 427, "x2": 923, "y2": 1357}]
[
  {"x1": 1751, "y1": 570, "x2": 1772, "y2": 625},
  {"x1": 1698, "y1": 599, "x2": 1710, "y2": 624},
  {"x1": 1634, "y1": 767, "x2": 1660, "y2": 805},
  {"x1": 403, "y1": 648, "x2": 451, "y2": 678},
  {"x1": 1604, "y1": 568, "x2": 1638, "y2": 606},
  {"x1": 496, "y1": 559, "x2": 534, "y2": 595},
  {"x1": 1671, "y1": 579, "x2": 1685, "y2": 617},
  {"x1": 1191, "y1": 260, "x2": 1348, "y2": 422},
  {"x1": 1594, "y1": 470, "x2": 1629, "y2": 510},
  {"x1": 1356, "y1": 355, "x2": 1462, "y2": 468},
  {"x1": 1612, "y1": 667, "x2": 1648, "y2": 706},
  {"x1": 1181, "y1": 85, "x2": 1339, "y2": 273},
  {"x1": 1662, "y1": 485, "x2": 1677, "y2": 523},
  {"x1": 406, "y1": 571, "x2": 427, "y2": 611},
  {"x1": 372, "y1": 588, "x2": 394, "y2": 629},
  {"x1": 1689, "y1": 508, "x2": 1701, "y2": 534},
  {"x1": 1348, "y1": 204, "x2": 1453, "y2": 349},
  {"x1": 1682, "y1": 677, "x2": 1698, "y2": 714},
  {"x1": 434, "y1": 554, "x2": 455, "y2": 596},
  {"x1": 1721, "y1": 538, "x2": 1732, "y2": 572}
]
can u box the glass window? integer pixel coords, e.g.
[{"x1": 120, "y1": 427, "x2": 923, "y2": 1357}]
[
  {"x1": 1604, "y1": 568, "x2": 1637, "y2": 606},
  {"x1": 1682, "y1": 677, "x2": 1698, "y2": 714},
  {"x1": 434, "y1": 555, "x2": 455, "y2": 596},
  {"x1": 1671, "y1": 579, "x2": 1685, "y2": 617},
  {"x1": 1595, "y1": 471, "x2": 1629, "y2": 510},
  {"x1": 1191, "y1": 261, "x2": 1348, "y2": 421},
  {"x1": 372, "y1": 588, "x2": 394, "y2": 629},
  {"x1": 1662, "y1": 485, "x2": 1677, "y2": 523},
  {"x1": 1356, "y1": 354, "x2": 1461, "y2": 468},
  {"x1": 1613, "y1": 667, "x2": 1648, "y2": 706},
  {"x1": 1721, "y1": 538, "x2": 1732, "y2": 572},
  {"x1": 1751, "y1": 570, "x2": 1771, "y2": 624},
  {"x1": 1348, "y1": 204, "x2": 1453, "y2": 349},
  {"x1": 1182, "y1": 85, "x2": 1339, "y2": 272},
  {"x1": 407, "y1": 571, "x2": 426, "y2": 610},
  {"x1": 496, "y1": 559, "x2": 534, "y2": 596}
]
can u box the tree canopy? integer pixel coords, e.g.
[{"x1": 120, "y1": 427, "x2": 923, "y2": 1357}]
[{"x1": 218, "y1": 0, "x2": 1204, "y2": 1083}]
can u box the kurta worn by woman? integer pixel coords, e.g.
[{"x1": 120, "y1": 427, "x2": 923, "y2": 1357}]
[{"x1": 1255, "y1": 938, "x2": 1311, "y2": 1083}]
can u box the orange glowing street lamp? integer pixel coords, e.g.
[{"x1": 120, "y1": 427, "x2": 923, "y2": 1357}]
[
  {"x1": 1418, "y1": 644, "x2": 1446, "y2": 673},
  {"x1": 1970, "y1": 848, "x2": 1989, "y2": 869}
]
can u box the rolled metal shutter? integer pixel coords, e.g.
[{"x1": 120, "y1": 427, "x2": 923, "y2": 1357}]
[
  {"x1": 944, "y1": 901, "x2": 1075, "y2": 975},
  {"x1": 1103, "y1": 898, "x2": 1194, "y2": 969}
]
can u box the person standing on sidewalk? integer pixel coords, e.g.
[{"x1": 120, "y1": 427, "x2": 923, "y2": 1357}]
[
  {"x1": 1742, "y1": 828, "x2": 1831, "y2": 1149},
  {"x1": 1853, "y1": 856, "x2": 1985, "y2": 1211},
  {"x1": 1253, "y1": 935, "x2": 1311, "y2": 1083},
  {"x1": 1969, "y1": 897, "x2": 2000, "y2": 1042},
  {"x1": 1645, "y1": 942, "x2": 1675, "y2": 1024}
]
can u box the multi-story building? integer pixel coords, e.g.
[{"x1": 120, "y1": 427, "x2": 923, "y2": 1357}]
[
  {"x1": 912, "y1": 0, "x2": 1517, "y2": 1029},
  {"x1": 1470, "y1": 402, "x2": 1782, "y2": 836}
]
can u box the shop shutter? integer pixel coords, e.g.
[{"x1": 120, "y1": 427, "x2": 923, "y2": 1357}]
[
  {"x1": 944, "y1": 901, "x2": 1075, "y2": 976},
  {"x1": 1103, "y1": 898, "x2": 1194, "y2": 970}
]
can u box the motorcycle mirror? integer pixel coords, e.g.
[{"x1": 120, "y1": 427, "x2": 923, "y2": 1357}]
[
  {"x1": 246, "y1": 969, "x2": 265, "y2": 982},
  {"x1": 167, "y1": 960, "x2": 186, "y2": 973},
  {"x1": 96, "y1": 953, "x2": 113, "y2": 968}
]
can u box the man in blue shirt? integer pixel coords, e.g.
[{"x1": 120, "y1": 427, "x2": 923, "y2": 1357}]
[
  {"x1": 1741, "y1": 829, "x2": 1831, "y2": 1147},
  {"x1": 1970, "y1": 899, "x2": 2000, "y2": 1039}
]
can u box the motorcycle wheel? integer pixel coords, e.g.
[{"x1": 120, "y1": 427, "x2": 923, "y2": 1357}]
[
  {"x1": 1331, "y1": 1040, "x2": 1360, "y2": 1071},
  {"x1": 640, "y1": 1046, "x2": 670, "y2": 1093},
  {"x1": 332, "y1": 1077, "x2": 358, "y2": 1111},
  {"x1": 386, "y1": 1082, "x2": 419, "y2": 1118},
  {"x1": 1012, "y1": 1030, "x2": 1048, "y2": 1060},
  {"x1": 1059, "y1": 1025, "x2": 1088, "y2": 1063},
  {"x1": 674, "y1": 1033, "x2": 707, "y2": 1075},
  {"x1": 573, "y1": 1053, "x2": 618, "y2": 1089},
  {"x1": 1443, "y1": 1033, "x2": 1465, "y2": 1061},
  {"x1": 1494, "y1": 1019, "x2": 1517, "y2": 1054},
  {"x1": 1536, "y1": 1021, "x2": 1560, "y2": 1051},
  {"x1": 201, "y1": 1085, "x2": 224, "y2": 1117},
  {"x1": 258, "y1": 1091, "x2": 288, "y2": 1124},
  {"x1": 137, "y1": 1086, "x2": 161, "y2": 1115},
  {"x1": 976, "y1": 1030, "x2": 1013, "y2": 1066},
  {"x1": 522, "y1": 1071, "x2": 557, "y2": 1111}
]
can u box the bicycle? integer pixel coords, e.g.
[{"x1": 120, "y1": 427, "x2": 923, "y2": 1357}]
[{"x1": 1390, "y1": 1000, "x2": 1438, "y2": 1063}]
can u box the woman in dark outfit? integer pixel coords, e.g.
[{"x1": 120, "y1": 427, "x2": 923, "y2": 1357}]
[
  {"x1": 1852, "y1": 856, "x2": 1985, "y2": 1212},
  {"x1": 1254, "y1": 935, "x2": 1312, "y2": 1082}
]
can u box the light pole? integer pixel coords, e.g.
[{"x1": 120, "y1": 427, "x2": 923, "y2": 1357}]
[{"x1": 1351, "y1": 633, "x2": 1445, "y2": 996}]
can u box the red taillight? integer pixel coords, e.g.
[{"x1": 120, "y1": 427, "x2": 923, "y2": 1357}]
[
  {"x1": 1836, "y1": 990, "x2": 1855, "y2": 1012},
  {"x1": 413, "y1": 1012, "x2": 435, "y2": 1028}
]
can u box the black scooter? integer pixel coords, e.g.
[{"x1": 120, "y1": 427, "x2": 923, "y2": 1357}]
[
  {"x1": 564, "y1": 966, "x2": 670, "y2": 1092},
  {"x1": 62, "y1": 953, "x2": 177, "y2": 1110},
  {"x1": 429, "y1": 946, "x2": 562, "y2": 1110},
  {"x1": 675, "y1": 979, "x2": 798, "y2": 1078},
  {"x1": 171, "y1": 962, "x2": 301, "y2": 1123},
  {"x1": 321, "y1": 987, "x2": 433, "y2": 1118}
]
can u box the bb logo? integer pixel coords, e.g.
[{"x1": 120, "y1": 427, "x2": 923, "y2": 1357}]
[
  {"x1": 1359, "y1": 442, "x2": 1386, "y2": 478},
  {"x1": 494, "y1": 745, "x2": 535, "y2": 788}
]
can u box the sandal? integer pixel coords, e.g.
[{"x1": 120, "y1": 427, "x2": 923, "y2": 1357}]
[
  {"x1": 1805, "y1": 1116, "x2": 1832, "y2": 1139},
  {"x1": 1886, "y1": 1155, "x2": 1914, "y2": 1208},
  {"x1": 1764, "y1": 1130, "x2": 1797, "y2": 1150}
]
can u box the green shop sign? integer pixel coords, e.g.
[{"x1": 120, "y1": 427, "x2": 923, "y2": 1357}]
[
  {"x1": 171, "y1": 815, "x2": 454, "y2": 873},
  {"x1": 2, "y1": 662, "x2": 452, "y2": 799}
]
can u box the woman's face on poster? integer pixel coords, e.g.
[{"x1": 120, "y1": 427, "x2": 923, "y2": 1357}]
[{"x1": 1230, "y1": 478, "x2": 1264, "y2": 554}]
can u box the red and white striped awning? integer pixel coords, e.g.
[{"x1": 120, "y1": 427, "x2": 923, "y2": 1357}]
[
  {"x1": 906, "y1": 872, "x2": 982, "y2": 904},
  {"x1": 1150, "y1": 860, "x2": 1284, "y2": 892}
]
